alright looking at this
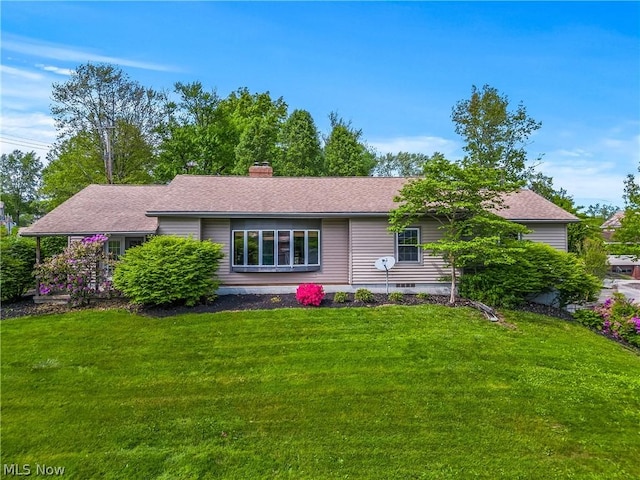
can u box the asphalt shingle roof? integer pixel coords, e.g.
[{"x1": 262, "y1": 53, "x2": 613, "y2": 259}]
[
  {"x1": 20, "y1": 184, "x2": 166, "y2": 236},
  {"x1": 20, "y1": 176, "x2": 578, "y2": 236}
]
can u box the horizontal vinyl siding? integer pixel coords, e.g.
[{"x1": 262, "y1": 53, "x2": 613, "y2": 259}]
[
  {"x1": 350, "y1": 218, "x2": 448, "y2": 285},
  {"x1": 201, "y1": 218, "x2": 349, "y2": 286},
  {"x1": 157, "y1": 217, "x2": 201, "y2": 238},
  {"x1": 522, "y1": 223, "x2": 568, "y2": 251}
]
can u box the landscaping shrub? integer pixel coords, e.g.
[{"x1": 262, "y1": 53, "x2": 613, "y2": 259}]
[
  {"x1": 388, "y1": 292, "x2": 404, "y2": 303},
  {"x1": 333, "y1": 291, "x2": 349, "y2": 303},
  {"x1": 36, "y1": 234, "x2": 114, "y2": 306},
  {"x1": 113, "y1": 236, "x2": 223, "y2": 306},
  {"x1": 1, "y1": 233, "x2": 36, "y2": 302},
  {"x1": 416, "y1": 292, "x2": 431, "y2": 301},
  {"x1": 296, "y1": 283, "x2": 325, "y2": 306},
  {"x1": 459, "y1": 241, "x2": 601, "y2": 308},
  {"x1": 354, "y1": 288, "x2": 375, "y2": 303},
  {"x1": 574, "y1": 294, "x2": 640, "y2": 347}
]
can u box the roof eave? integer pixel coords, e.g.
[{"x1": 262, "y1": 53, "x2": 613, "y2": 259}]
[
  {"x1": 20, "y1": 229, "x2": 158, "y2": 237},
  {"x1": 146, "y1": 211, "x2": 393, "y2": 218}
]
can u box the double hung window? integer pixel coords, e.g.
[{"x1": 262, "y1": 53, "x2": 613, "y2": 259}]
[{"x1": 397, "y1": 228, "x2": 420, "y2": 263}]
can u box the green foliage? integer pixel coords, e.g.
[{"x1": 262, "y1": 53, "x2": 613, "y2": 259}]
[
  {"x1": 274, "y1": 109, "x2": 324, "y2": 176},
  {"x1": 460, "y1": 241, "x2": 602, "y2": 308},
  {"x1": 572, "y1": 309, "x2": 603, "y2": 329},
  {"x1": 324, "y1": 113, "x2": 376, "y2": 176},
  {"x1": 0, "y1": 233, "x2": 36, "y2": 302},
  {"x1": 354, "y1": 288, "x2": 375, "y2": 303},
  {"x1": 576, "y1": 237, "x2": 610, "y2": 280},
  {"x1": 373, "y1": 152, "x2": 428, "y2": 177},
  {"x1": 41, "y1": 132, "x2": 105, "y2": 210},
  {"x1": 36, "y1": 234, "x2": 114, "y2": 306},
  {"x1": 50, "y1": 63, "x2": 165, "y2": 185},
  {"x1": 0, "y1": 150, "x2": 43, "y2": 225},
  {"x1": 388, "y1": 291, "x2": 404, "y2": 303},
  {"x1": 452, "y1": 84, "x2": 541, "y2": 183},
  {"x1": 389, "y1": 153, "x2": 527, "y2": 303},
  {"x1": 576, "y1": 294, "x2": 640, "y2": 347},
  {"x1": 40, "y1": 236, "x2": 68, "y2": 259},
  {"x1": 416, "y1": 292, "x2": 431, "y2": 301},
  {"x1": 614, "y1": 169, "x2": 640, "y2": 257},
  {"x1": 333, "y1": 291, "x2": 349, "y2": 303},
  {"x1": 113, "y1": 236, "x2": 224, "y2": 306}
]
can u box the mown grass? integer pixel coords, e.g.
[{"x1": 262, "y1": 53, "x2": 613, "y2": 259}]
[{"x1": 1, "y1": 305, "x2": 639, "y2": 479}]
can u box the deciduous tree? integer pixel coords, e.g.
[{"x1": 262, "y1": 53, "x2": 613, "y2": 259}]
[
  {"x1": 273, "y1": 109, "x2": 324, "y2": 176},
  {"x1": 0, "y1": 150, "x2": 42, "y2": 225},
  {"x1": 452, "y1": 84, "x2": 541, "y2": 183},
  {"x1": 389, "y1": 153, "x2": 527, "y2": 304},
  {"x1": 373, "y1": 152, "x2": 429, "y2": 177},
  {"x1": 324, "y1": 113, "x2": 376, "y2": 176},
  {"x1": 614, "y1": 166, "x2": 640, "y2": 257},
  {"x1": 51, "y1": 63, "x2": 165, "y2": 184}
]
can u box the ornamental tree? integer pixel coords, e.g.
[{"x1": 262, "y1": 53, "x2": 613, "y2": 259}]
[
  {"x1": 36, "y1": 234, "x2": 114, "y2": 306},
  {"x1": 389, "y1": 153, "x2": 528, "y2": 304}
]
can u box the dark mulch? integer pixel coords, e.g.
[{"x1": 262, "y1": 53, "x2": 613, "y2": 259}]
[{"x1": 2, "y1": 293, "x2": 480, "y2": 320}]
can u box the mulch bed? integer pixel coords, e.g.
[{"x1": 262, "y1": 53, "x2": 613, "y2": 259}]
[{"x1": 1, "y1": 292, "x2": 569, "y2": 321}]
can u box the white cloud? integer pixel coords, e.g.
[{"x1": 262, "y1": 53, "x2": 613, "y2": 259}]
[
  {"x1": 3, "y1": 34, "x2": 178, "y2": 72},
  {"x1": 36, "y1": 64, "x2": 74, "y2": 76},
  {"x1": 369, "y1": 135, "x2": 461, "y2": 158}
]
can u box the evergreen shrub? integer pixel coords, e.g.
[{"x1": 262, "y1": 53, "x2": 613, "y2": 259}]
[
  {"x1": 459, "y1": 241, "x2": 601, "y2": 308},
  {"x1": 113, "y1": 236, "x2": 223, "y2": 306}
]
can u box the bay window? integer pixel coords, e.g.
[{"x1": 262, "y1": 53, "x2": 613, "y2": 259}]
[{"x1": 232, "y1": 228, "x2": 320, "y2": 271}]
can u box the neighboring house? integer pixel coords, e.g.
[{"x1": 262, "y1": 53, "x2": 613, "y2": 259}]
[
  {"x1": 601, "y1": 210, "x2": 640, "y2": 277},
  {"x1": 20, "y1": 165, "x2": 578, "y2": 294},
  {"x1": 601, "y1": 210, "x2": 624, "y2": 242}
]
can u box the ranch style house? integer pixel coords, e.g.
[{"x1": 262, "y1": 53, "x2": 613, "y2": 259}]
[{"x1": 21, "y1": 164, "x2": 579, "y2": 295}]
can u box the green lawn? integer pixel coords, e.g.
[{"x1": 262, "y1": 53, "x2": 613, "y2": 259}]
[{"x1": 1, "y1": 305, "x2": 639, "y2": 479}]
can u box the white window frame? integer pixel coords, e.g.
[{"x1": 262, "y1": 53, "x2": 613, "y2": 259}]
[{"x1": 396, "y1": 227, "x2": 421, "y2": 264}]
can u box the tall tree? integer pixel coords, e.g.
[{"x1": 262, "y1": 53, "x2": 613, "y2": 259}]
[
  {"x1": 373, "y1": 152, "x2": 429, "y2": 177},
  {"x1": 452, "y1": 85, "x2": 541, "y2": 183},
  {"x1": 223, "y1": 88, "x2": 287, "y2": 174},
  {"x1": 155, "y1": 84, "x2": 287, "y2": 179},
  {"x1": 389, "y1": 153, "x2": 527, "y2": 303},
  {"x1": 273, "y1": 109, "x2": 324, "y2": 176},
  {"x1": 51, "y1": 62, "x2": 165, "y2": 184},
  {"x1": 154, "y1": 82, "x2": 233, "y2": 181},
  {"x1": 324, "y1": 113, "x2": 376, "y2": 176},
  {"x1": 40, "y1": 133, "x2": 104, "y2": 210},
  {"x1": 613, "y1": 166, "x2": 640, "y2": 256},
  {"x1": 0, "y1": 150, "x2": 42, "y2": 226}
]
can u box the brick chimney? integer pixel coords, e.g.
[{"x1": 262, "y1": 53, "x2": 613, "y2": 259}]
[{"x1": 248, "y1": 162, "x2": 273, "y2": 178}]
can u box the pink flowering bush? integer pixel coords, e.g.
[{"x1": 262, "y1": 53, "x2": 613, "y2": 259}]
[
  {"x1": 35, "y1": 234, "x2": 115, "y2": 306},
  {"x1": 574, "y1": 293, "x2": 640, "y2": 347},
  {"x1": 296, "y1": 283, "x2": 325, "y2": 307}
]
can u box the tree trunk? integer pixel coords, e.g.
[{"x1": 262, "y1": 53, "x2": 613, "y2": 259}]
[{"x1": 449, "y1": 264, "x2": 456, "y2": 304}]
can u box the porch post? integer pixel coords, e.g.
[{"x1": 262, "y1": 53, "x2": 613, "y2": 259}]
[{"x1": 35, "y1": 236, "x2": 41, "y2": 296}]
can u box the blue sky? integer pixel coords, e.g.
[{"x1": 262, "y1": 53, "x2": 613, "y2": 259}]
[{"x1": 1, "y1": 1, "x2": 638, "y2": 209}]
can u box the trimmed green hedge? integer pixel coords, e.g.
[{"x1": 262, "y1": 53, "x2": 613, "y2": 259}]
[
  {"x1": 113, "y1": 236, "x2": 224, "y2": 306},
  {"x1": 459, "y1": 241, "x2": 601, "y2": 308}
]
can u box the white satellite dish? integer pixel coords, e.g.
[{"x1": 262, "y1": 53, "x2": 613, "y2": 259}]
[
  {"x1": 374, "y1": 256, "x2": 396, "y2": 294},
  {"x1": 374, "y1": 256, "x2": 396, "y2": 271}
]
